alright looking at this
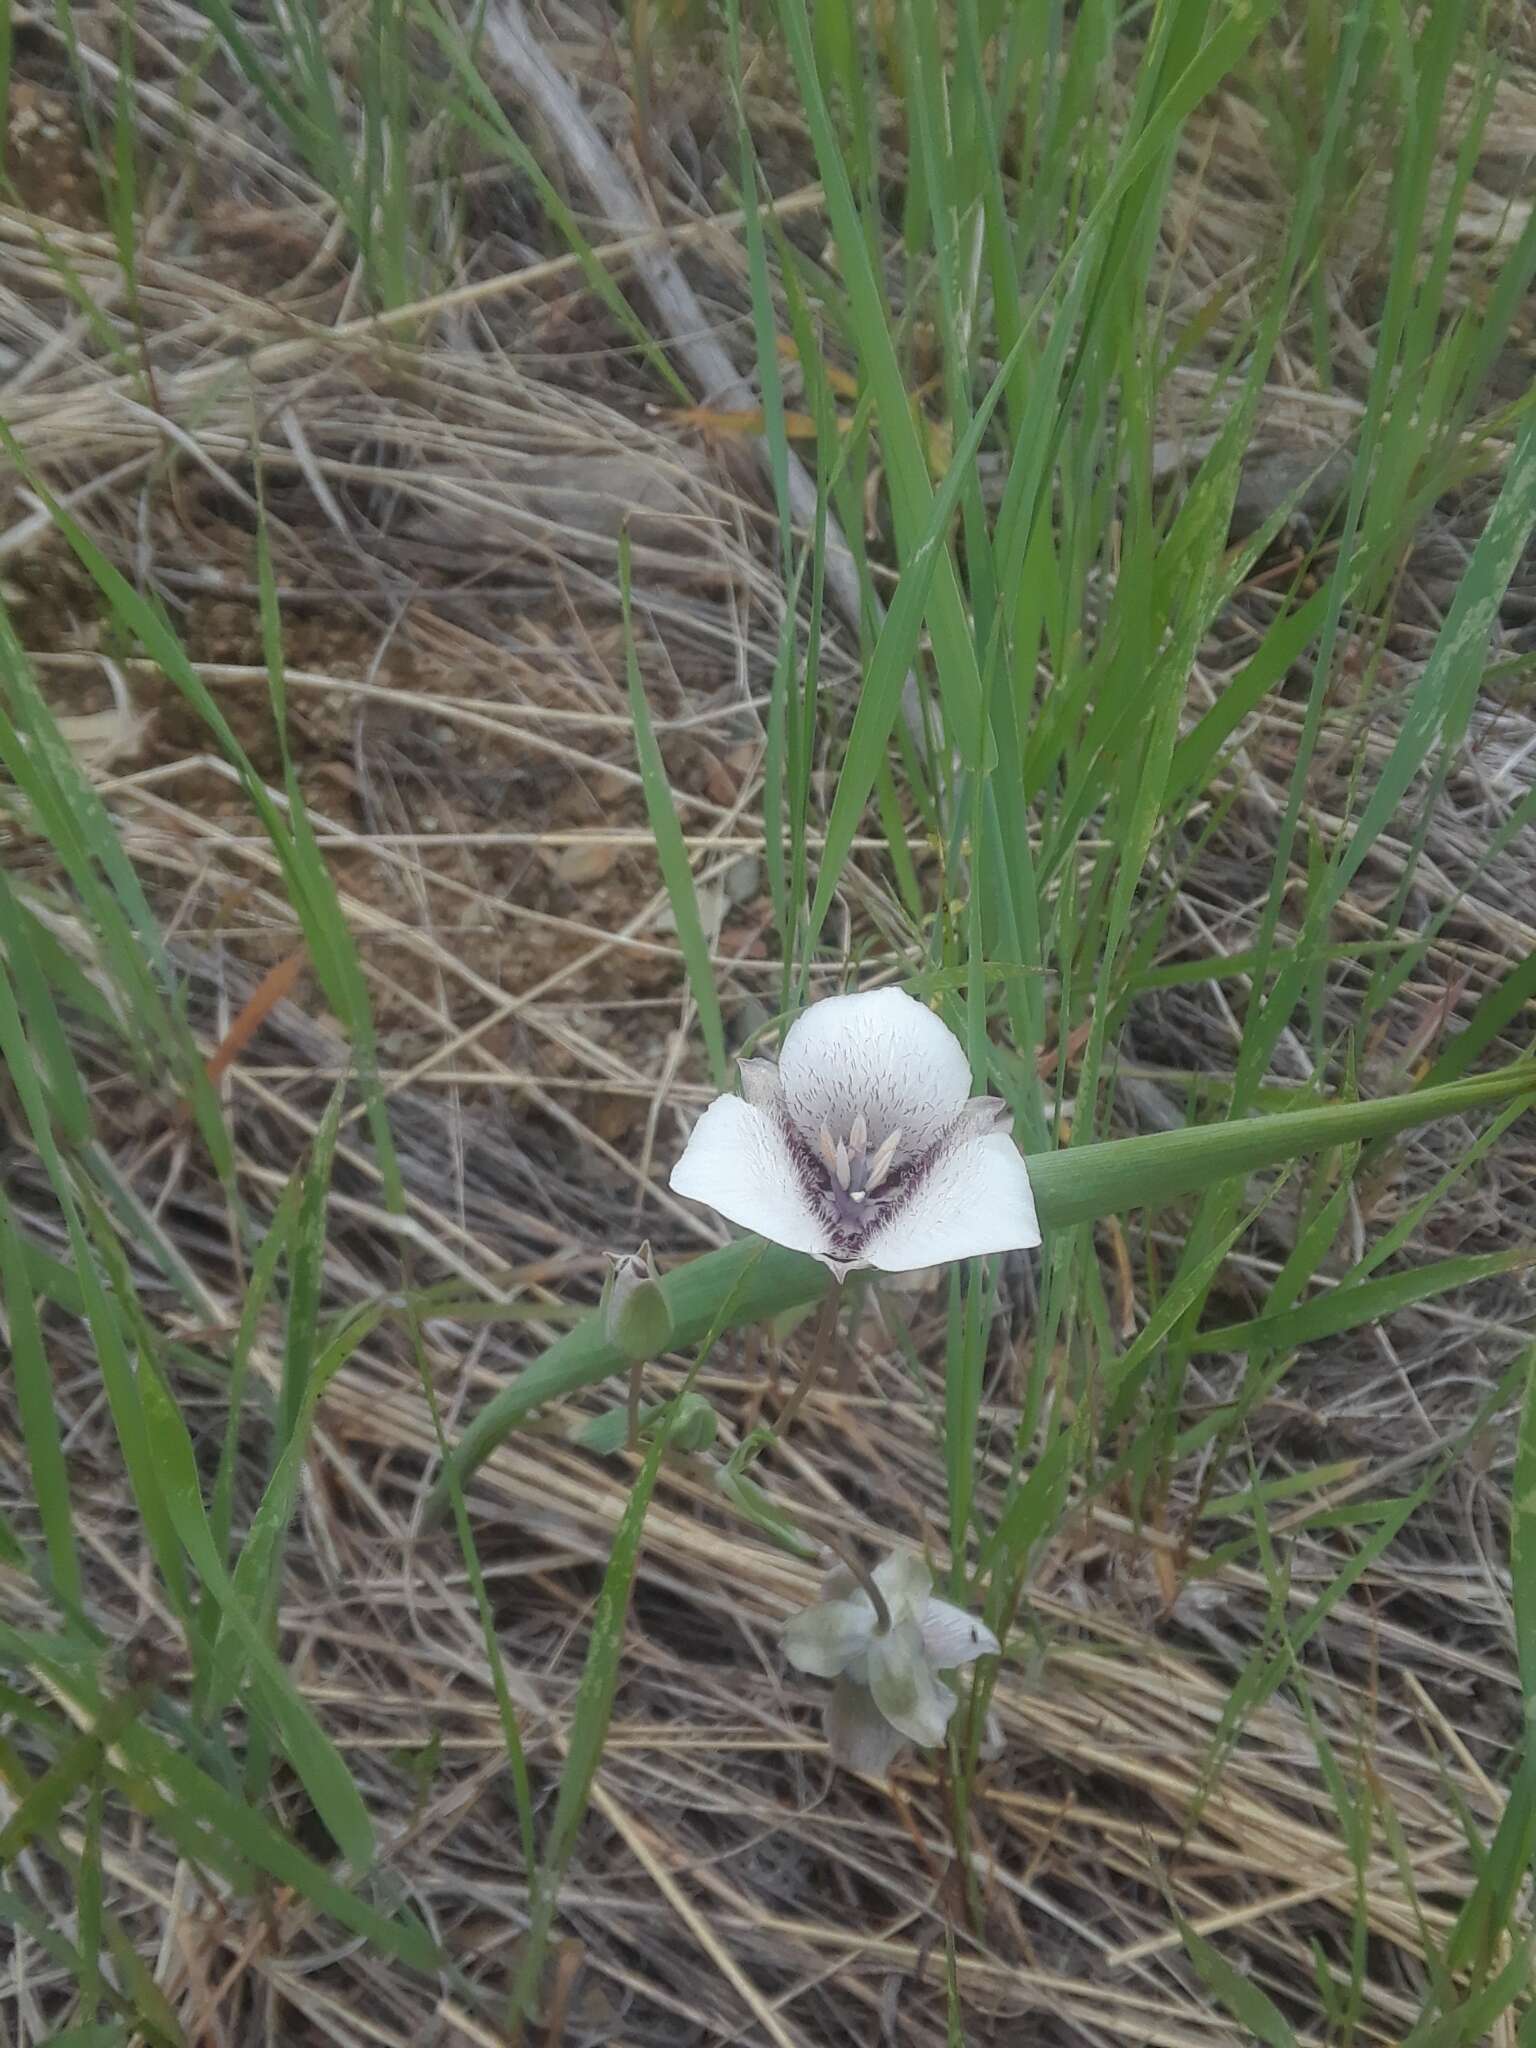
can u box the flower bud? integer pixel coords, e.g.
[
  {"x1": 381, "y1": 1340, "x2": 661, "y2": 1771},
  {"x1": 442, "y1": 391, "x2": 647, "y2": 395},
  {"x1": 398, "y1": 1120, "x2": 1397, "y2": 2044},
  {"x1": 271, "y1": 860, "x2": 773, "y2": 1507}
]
[
  {"x1": 603, "y1": 1242, "x2": 673, "y2": 1363},
  {"x1": 670, "y1": 1392, "x2": 717, "y2": 1452}
]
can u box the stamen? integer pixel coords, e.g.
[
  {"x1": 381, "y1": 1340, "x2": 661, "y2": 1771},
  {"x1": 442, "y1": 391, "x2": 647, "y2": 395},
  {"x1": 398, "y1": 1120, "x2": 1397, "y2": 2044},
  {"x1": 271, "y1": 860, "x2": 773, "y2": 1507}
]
[
  {"x1": 834, "y1": 1137, "x2": 852, "y2": 1190},
  {"x1": 864, "y1": 1127, "x2": 903, "y2": 1192},
  {"x1": 818, "y1": 1124, "x2": 840, "y2": 1176},
  {"x1": 848, "y1": 1110, "x2": 867, "y2": 1159}
]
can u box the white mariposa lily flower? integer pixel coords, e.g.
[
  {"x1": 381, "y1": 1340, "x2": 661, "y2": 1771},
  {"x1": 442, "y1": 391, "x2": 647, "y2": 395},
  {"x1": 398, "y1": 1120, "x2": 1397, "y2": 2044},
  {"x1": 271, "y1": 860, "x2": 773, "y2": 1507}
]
[
  {"x1": 669, "y1": 988, "x2": 1040, "y2": 1277},
  {"x1": 782, "y1": 1551, "x2": 1001, "y2": 1779}
]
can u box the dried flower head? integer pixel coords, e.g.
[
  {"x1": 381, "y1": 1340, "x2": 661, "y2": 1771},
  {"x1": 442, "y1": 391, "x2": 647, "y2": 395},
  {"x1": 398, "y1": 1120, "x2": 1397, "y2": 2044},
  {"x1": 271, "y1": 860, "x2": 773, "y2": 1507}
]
[
  {"x1": 670, "y1": 989, "x2": 1040, "y2": 1277},
  {"x1": 782, "y1": 1550, "x2": 1000, "y2": 1778}
]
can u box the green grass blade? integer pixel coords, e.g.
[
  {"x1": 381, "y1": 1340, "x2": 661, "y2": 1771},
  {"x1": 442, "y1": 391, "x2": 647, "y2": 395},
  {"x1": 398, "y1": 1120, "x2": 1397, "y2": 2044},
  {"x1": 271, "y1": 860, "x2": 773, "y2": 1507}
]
[
  {"x1": 210, "y1": 1181, "x2": 301, "y2": 1567},
  {"x1": 282, "y1": 1083, "x2": 345, "y2": 1446},
  {"x1": 619, "y1": 531, "x2": 727, "y2": 1089},
  {"x1": 506, "y1": 1246, "x2": 765, "y2": 2024},
  {"x1": 136, "y1": 1357, "x2": 374, "y2": 1870},
  {"x1": 111, "y1": 1722, "x2": 434, "y2": 1969},
  {"x1": 1194, "y1": 1247, "x2": 1536, "y2": 1356},
  {"x1": 0, "y1": 1683, "x2": 154, "y2": 1866},
  {"x1": 208, "y1": 1297, "x2": 388, "y2": 1717},
  {"x1": 0, "y1": 1191, "x2": 82, "y2": 1614},
  {"x1": 1178, "y1": 1914, "x2": 1299, "y2": 2048},
  {"x1": 1427, "y1": 944, "x2": 1536, "y2": 1086},
  {"x1": 806, "y1": 318, "x2": 1035, "y2": 946},
  {"x1": 1028, "y1": 1064, "x2": 1535, "y2": 1228},
  {"x1": 775, "y1": 0, "x2": 987, "y2": 767},
  {"x1": 1456, "y1": 1343, "x2": 1536, "y2": 1992}
]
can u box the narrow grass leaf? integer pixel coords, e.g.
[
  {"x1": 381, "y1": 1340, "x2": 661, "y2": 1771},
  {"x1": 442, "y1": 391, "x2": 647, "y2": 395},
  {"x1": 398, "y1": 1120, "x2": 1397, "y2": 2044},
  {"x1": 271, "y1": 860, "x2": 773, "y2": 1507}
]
[
  {"x1": 1194, "y1": 1247, "x2": 1536, "y2": 1355},
  {"x1": 1426, "y1": 944, "x2": 1536, "y2": 1086},
  {"x1": 1026, "y1": 1065, "x2": 1536, "y2": 1229},
  {"x1": 0, "y1": 1191, "x2": 82, "y2": 1612},
  {"x1": 807, "y1": 317, "x2": 1035, "y2": 944},
  {"x1": 112, "y1": 1725, "x2": 435, "y2": 1970},
  {"x1": 136, "y1": 1357, "x2": 374, "y2": 1870},
  {"x1": 1452, "y1": 1344, "x2": 1536, "y2": 1986},
  {"x1": 0, "y1": 1684, "x2": 155, "y2": 1866},
  {"x1": 619, "y1": 531, "x2": 727, "y2": 1089},
  {"x1": 507, "y1": 1247, "x2": 765, "y2": 2024},
  {"x1": 1178, "y1": 1915, "x2": 1298, "y2": 2047}
]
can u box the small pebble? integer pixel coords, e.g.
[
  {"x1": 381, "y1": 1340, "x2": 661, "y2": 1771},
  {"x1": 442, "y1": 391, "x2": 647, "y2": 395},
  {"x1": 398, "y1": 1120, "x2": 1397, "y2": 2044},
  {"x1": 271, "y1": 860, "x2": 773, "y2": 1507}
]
[{"x1": 555, "y1": 841, "x2": 616, "y2": 885}]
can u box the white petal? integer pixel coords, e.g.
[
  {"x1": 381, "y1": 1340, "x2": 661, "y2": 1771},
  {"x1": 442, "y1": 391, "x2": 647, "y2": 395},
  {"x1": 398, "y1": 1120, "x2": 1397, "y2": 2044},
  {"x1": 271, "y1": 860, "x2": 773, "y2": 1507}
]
[
  {"x1": 777, "y1": 989, "x2": 972, "y2": 1154},
  {"x1": 669, "y1": 1095, "x2": 830, "y2": 1259},
  {"x1": 920, "y1": 1597, "x2": 1001, "y2": 1669},
  {"x1": 871, "y1": 1550, "x2": 931, "y2": 1628},
  {"x1": 782, "y1": 1597, "x2": 875, "y2": 1677},
  {"x1": 859, "y1": 1131, "x2": 1041, "y2": 1273},
  {"x1": 825, "y1": 1677, "x2": 909, "y2": 1779},
  {"x1": 867, "y1": 1621, "x2": 957, "y2": 1747}
]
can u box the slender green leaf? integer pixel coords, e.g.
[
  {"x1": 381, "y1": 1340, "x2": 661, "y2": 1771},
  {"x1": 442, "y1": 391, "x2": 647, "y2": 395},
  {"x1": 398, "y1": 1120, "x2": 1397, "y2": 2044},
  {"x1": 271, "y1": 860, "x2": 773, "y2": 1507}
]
[
  {"x1": 1195, "y1": 1248, "x2": 1536, "y2": 1356},
  {"x1": 619, "y1": 532, "x2": 727, "y2": 1089},
  {"x1": 136, "y1": 1357, "x2": 374, "y2": 1870},
  {"x1": 1178, "y1": 1914, "x2": 1298, "y2": 2048}
]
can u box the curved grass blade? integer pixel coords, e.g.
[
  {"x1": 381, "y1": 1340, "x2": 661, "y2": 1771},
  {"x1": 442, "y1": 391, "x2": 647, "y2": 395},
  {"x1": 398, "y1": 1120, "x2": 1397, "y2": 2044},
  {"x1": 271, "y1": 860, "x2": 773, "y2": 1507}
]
[
  {"x1": 426, "y1": 1238, "x2": 826, "y2": 1517},
  {"x1": 430, "y1": 1062, "x2": 1535, "y2": 1504}
]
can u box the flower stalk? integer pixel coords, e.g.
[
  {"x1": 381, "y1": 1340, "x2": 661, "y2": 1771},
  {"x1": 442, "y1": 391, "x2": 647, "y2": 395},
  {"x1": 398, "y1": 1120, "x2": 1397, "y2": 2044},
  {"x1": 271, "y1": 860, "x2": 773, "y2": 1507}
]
[{"x1": 773, "y1": 1288, "x2": 842, "y2": 1437}]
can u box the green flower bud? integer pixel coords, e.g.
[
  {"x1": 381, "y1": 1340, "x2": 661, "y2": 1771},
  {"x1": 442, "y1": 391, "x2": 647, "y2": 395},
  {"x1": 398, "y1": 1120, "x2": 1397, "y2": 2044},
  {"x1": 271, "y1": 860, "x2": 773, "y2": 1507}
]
[
  {"x1": 603, "y1": 1242, "x2": 673, "y2": 1363},
  {"x1": 670, "y1": 1393, "x2": 717, "y2": 1451},
  {"x1": 573, "y1": 1390, "x2": 714, "y2": 1456}
]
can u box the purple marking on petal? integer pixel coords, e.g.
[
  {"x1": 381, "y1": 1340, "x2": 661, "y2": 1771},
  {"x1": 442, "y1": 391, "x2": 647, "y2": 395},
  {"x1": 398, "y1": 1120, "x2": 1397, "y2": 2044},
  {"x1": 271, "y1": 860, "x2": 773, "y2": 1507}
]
[{"x1": 770, "y1": 1073, "x2": 1007, "y2": 1272}]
